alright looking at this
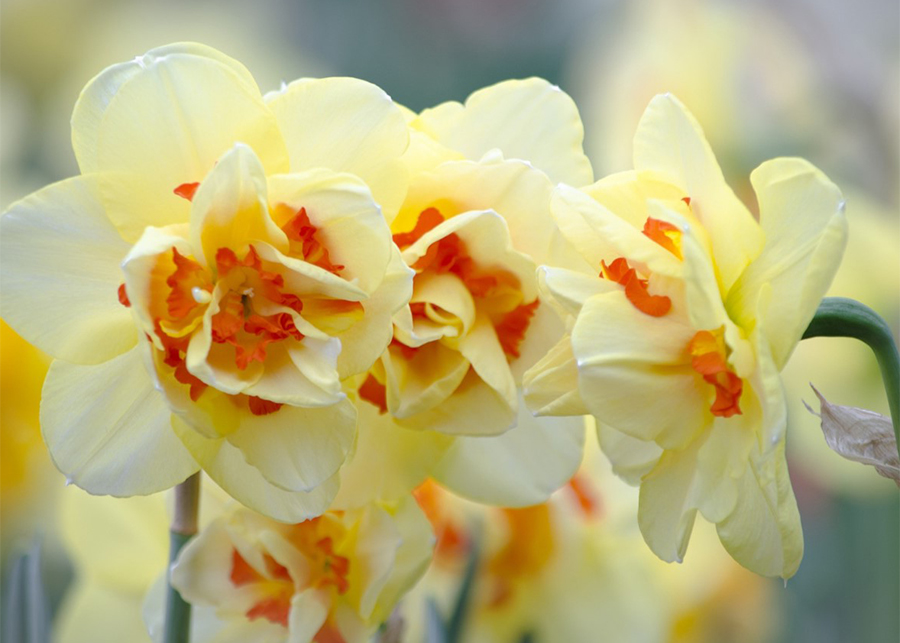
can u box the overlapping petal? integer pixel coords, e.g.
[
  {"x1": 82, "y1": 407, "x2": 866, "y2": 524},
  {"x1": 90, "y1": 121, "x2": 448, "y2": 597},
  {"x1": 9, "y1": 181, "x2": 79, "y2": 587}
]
[
  {"x1": 0, "y1": 176, "x2": 136, "y2": 364},
  {"x1": 41, "y1": 346, "x2": 199, "y2": 496}
]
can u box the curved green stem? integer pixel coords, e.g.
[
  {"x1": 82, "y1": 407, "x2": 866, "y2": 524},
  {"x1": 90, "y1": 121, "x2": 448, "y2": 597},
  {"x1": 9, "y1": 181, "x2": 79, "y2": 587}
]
[
  {"x1": 802, "y1": 297, "x2": 900, "y2": 453},
  {"x1": 164, "y1": 473, "x2": 201, "y2": 643}
]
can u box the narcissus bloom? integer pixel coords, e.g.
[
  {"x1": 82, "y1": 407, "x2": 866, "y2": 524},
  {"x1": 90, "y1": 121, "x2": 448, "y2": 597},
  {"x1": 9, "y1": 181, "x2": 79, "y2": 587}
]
[
  {"x1": 169, "y1": 497, "x2": 432, "y2": 643},
  {"x1": 524, "y1": 94, "x2": 847, "y2": 577},
  {"x1": 0, "y1": 43, "x2": 413, "y2": 520},
  {"x1": 336, "y1": 79, "x2": 589, "y2": 510}
]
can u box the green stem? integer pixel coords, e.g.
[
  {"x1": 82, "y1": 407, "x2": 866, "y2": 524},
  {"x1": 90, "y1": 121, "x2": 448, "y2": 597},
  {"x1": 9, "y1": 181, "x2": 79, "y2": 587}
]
[
  {"x1": 802, "y1": 297, "x2": 900, "y2": 453},
  {"x1": 164, "y1": 473, "x2": 201, "y2": 643}
]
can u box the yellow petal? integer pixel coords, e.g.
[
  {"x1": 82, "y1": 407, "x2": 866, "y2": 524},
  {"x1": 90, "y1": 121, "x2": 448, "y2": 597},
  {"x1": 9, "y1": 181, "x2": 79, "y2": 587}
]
[
  {"x1": 728, "y1": 158, "x2": 847, "y2": 369},
  {"x1": 551, "y1": 183, "x2": 681, "y2": 278},
  {"x1": 537, "y1": 265, "x2": 616, "y2": 319},
  {"x1": 225, "y1": 399, "x2": 356, "y2": 493},
  {"x1": 172, "y1": 416, "x2": 339, "y2": 522},
  {"x1": 41, "y1": 345, "x2": 199, "y2": 495},
  {"x1": 382, "y1": 341, "x2": 470, "y2": 419},
  {"x1": 190, "y1": 144, "x2": 288, "y2": 268},
  {"x1": 0, "y1": 176, "x2": 136, "y2": 364},
  {"x1": 287, "y1": 589, "x2": 331, "y2": 641},
  {"x1": 333, "y1": 401, "x2": 453, "y2": 509},
  {"x1": 571, "y1": 291, "x2": 708, "y2": 448},
  {"x1": 637, "y1": 439, "x2": 703, "y2": 563},
  {"x1": 413, "y1": 78, "x2": 593, "y2": 186},
  {"x1": 335, "y1": 246, "x2": 414, "y2": 379},
  {"x1": 73, "y1": 43, "x2": 289, "y2": 242},
  {"x1": 716, "y1": 440, "x2": 803, "y2": 578},
  {"x1": 368, "y1": 497, "x2": 434, "y2": 624},
  {"x1": 523, "y1": 334, "x2": 589, "y2": 417},
  {"x1": 266, "y1": 169, "x2": 393, "y2": 296},
  {"x1": 396, "y1": 158, "x2": 576, "y2": 269},
  {"x1": 242, "y1": 339, "x2": 344, "y2": 407},
  {"x1": 432, "y1": 394, "x2": 584, "y2": 506},
  {"x1": 398, "y1": 369, "x2": 516, "y2": 436},
  {"x1": 265, "y1": 77, "x2": 409, "y2": 219},
  {"x1": 595, "y1": 422, "x2": 663, "y2": 485},
  {"x1": 169, "y1": 519, "x2": 234, "y2": 606},
  {"x1": 457, "y1": 312, "x2": 517, "y2": 411},
  {"x1": 633, "y1": 94, "x2": 763, "y2": 290}
]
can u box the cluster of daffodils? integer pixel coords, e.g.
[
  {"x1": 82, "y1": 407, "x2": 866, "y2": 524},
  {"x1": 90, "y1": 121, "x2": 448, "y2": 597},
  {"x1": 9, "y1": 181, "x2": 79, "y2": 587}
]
[{"x1": 0, "y1": 41, "x2": 847, "y2": 642}]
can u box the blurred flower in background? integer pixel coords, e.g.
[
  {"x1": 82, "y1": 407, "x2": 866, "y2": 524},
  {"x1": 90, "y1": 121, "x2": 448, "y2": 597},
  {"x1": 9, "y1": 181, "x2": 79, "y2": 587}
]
[{"x1": 1, "y1": 0, "x2": 896, "y2": 641}]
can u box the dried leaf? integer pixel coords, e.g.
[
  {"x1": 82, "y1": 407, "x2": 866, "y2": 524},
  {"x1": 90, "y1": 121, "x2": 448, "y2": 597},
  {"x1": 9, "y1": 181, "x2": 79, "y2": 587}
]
[{"x1": 804, "y1": 385, "x2": 900, "y2": 486}]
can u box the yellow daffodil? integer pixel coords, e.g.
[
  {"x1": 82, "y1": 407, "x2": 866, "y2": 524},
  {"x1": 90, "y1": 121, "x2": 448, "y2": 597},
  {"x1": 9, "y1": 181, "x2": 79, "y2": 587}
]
[
  {"x1": 0, "y1": 43, "x2": 413, "y2": 521},
  {"x1": 524, "y1": 94, "x2": 847, "y2": 578},
  {"x1": 167, "y1": 497, "x2": 433, "y2": 643},
  {"x1": 336, "y1": 79, "x2": 590, "y2": 510}
]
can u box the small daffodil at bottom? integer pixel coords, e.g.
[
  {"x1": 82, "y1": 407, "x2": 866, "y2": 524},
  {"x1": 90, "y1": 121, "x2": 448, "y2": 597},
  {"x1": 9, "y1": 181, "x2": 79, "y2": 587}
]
[
  {"x1": 524, "y1": 94, "x2": 847, "y2": 578},
  {"x1": 167, "y1": 497, "x2": 433, "y2": 643}
]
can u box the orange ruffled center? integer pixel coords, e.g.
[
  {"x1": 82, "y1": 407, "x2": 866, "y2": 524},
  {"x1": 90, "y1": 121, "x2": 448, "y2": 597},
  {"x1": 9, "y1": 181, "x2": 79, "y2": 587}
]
[
  {"x1": 688, "y1": 328, "x2": 743, "y2": 417},
  {"x1": 600, "y1": 216, "x2": 683, "y2": 317},
  {"x1": 117, "y1": 183, "x2": 358, "y2": 416},
  {"x1": 393, "y1": 208, "x2": 539, "y2": 360},
  {"x1": 229, "y1": 517, "x2": 351, "y2": 630}
]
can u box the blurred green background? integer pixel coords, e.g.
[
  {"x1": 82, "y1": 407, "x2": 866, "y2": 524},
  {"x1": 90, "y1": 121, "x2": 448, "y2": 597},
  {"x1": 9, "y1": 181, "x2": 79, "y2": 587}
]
[{"x1": 1, "y1": 0, "x2": 897, "y2": 641}]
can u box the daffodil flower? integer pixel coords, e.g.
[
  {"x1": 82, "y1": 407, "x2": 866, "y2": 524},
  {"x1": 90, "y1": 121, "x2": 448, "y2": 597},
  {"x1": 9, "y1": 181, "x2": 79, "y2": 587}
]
[
  {"x1": 336, "y1": 80, "x2": 590, "y2": 509},
  {"x1": 0, "y1": 43, "x2": 413, "y2": 521},
  {"x1": 524, "y1": 94, "x2": 847, "y2": 577},
  {"x1": 167, "y1": 497, "x2": 433, "y2": 643}
]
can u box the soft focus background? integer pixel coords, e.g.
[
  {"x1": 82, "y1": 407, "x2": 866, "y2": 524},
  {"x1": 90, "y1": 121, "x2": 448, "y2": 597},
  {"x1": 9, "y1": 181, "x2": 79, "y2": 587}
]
[{"x1": 1, "y1": 0, "x2": 897, "y2": 641}]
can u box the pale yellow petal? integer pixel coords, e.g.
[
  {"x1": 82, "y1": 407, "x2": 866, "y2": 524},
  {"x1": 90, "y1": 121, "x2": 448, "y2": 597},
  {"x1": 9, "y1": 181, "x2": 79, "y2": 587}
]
[
  {"x1": 190, "y1": 144, "x2": 287, "y2": 268},
  {"x1": 348, "y1": 505, "x2": 400, "y2": 619},
  {"x1": 537, "y1": 265, "x2": 616, "y2": 319},
  {"x1": 243, "y1": 339, "x2": 343, "y2": 407},
  {"x1": 42, "y1": 345, "x2": 199, "y2": 495},
  {"x1": 509, "y1": 295, "x2": 567, "y2": 381},
  {"x1": 170, "y1": 520, "x2": 235, "y2": 606},
  {"x1": 265, "y1": 77, "x2": 409, "y2": 219},
  {"x1": 73, "y1": 44, "x2": 289, "y2": 241},
  {"x1": 395, "y1": 158, "x2": 573, "y2": 269},
  {"x1": 398, "y1": 369, "x2": 516, "y2": 436},
  {"x1": 266, "y1": 169, "x2": 392, "y2": 295},
  {"x1": 551, "y1": 183, "x2": 681, "y2": 278},
  {"x1": 172, "y1": 416, "x2": 339, "y2": 522},
  {"x1": 287, "y1": 589, "x2": 330, "y2": 643},
  {"x1": 382, "y1": 341, "x2": 470, "y2": 419},
  {"x1": 335, "y1": 246, "x2": 413, "y2": 379},
  {"x1": 571, "y1": 291, "x2": 708, "y2": 447},
  {"x1": 456, "y1": 312, "x2": 517, "y2": 411},
  {"x1": 595, "y1": 422, "x2": 663, "y2": 485},
  {"x1": 633, "y1": 94, "x2": 763, "y2": 290},
  {"x1": 523, "y1": 334, "x2": 589, "y2": 417},
  {"x1": 369, "y1": 497, "x2": 434, "y2": 623},
  {"x1": 413, "y1": 78, "x2": 593, "y2": 186},
  {"x1": 333, "y1": 401, "x2": 452, "y2": 509},
  {"x1": 637, "y1": 439, "x2": 703, "y2": 563},
  {"x1": 728, "y1": 157, "x2": 847, "y2": 369},
  {"x1": 716, "y1": 440, "x2": 803, "y2": 578},
  {"x1": 225, "y1": 399, "x2": 356, "y2": 493},
  {"x1": 432, "y1": 395, "x2": 584, "y2": 506},
  {"x1": 0, "y1": 175, "x2": 136, "y2": 364}
]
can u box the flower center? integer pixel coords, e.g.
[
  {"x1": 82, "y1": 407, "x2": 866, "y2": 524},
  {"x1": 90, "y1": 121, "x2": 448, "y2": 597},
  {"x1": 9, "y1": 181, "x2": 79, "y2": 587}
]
[
  {"x1": 688, "y1": 328, "x2": 743, "y2": 417},
  {"x1": 599, "y1": 216, "x2": 682, "y2": 317}
]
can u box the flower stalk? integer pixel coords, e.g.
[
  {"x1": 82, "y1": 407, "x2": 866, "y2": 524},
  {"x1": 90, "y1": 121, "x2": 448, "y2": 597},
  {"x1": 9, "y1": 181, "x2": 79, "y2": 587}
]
[
  {"x1": 802, "y1": 297, "x2": 900, "y2": 453},
  {"x1": 164, "y1": 472, "x2": 201, "y2": 643}
]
